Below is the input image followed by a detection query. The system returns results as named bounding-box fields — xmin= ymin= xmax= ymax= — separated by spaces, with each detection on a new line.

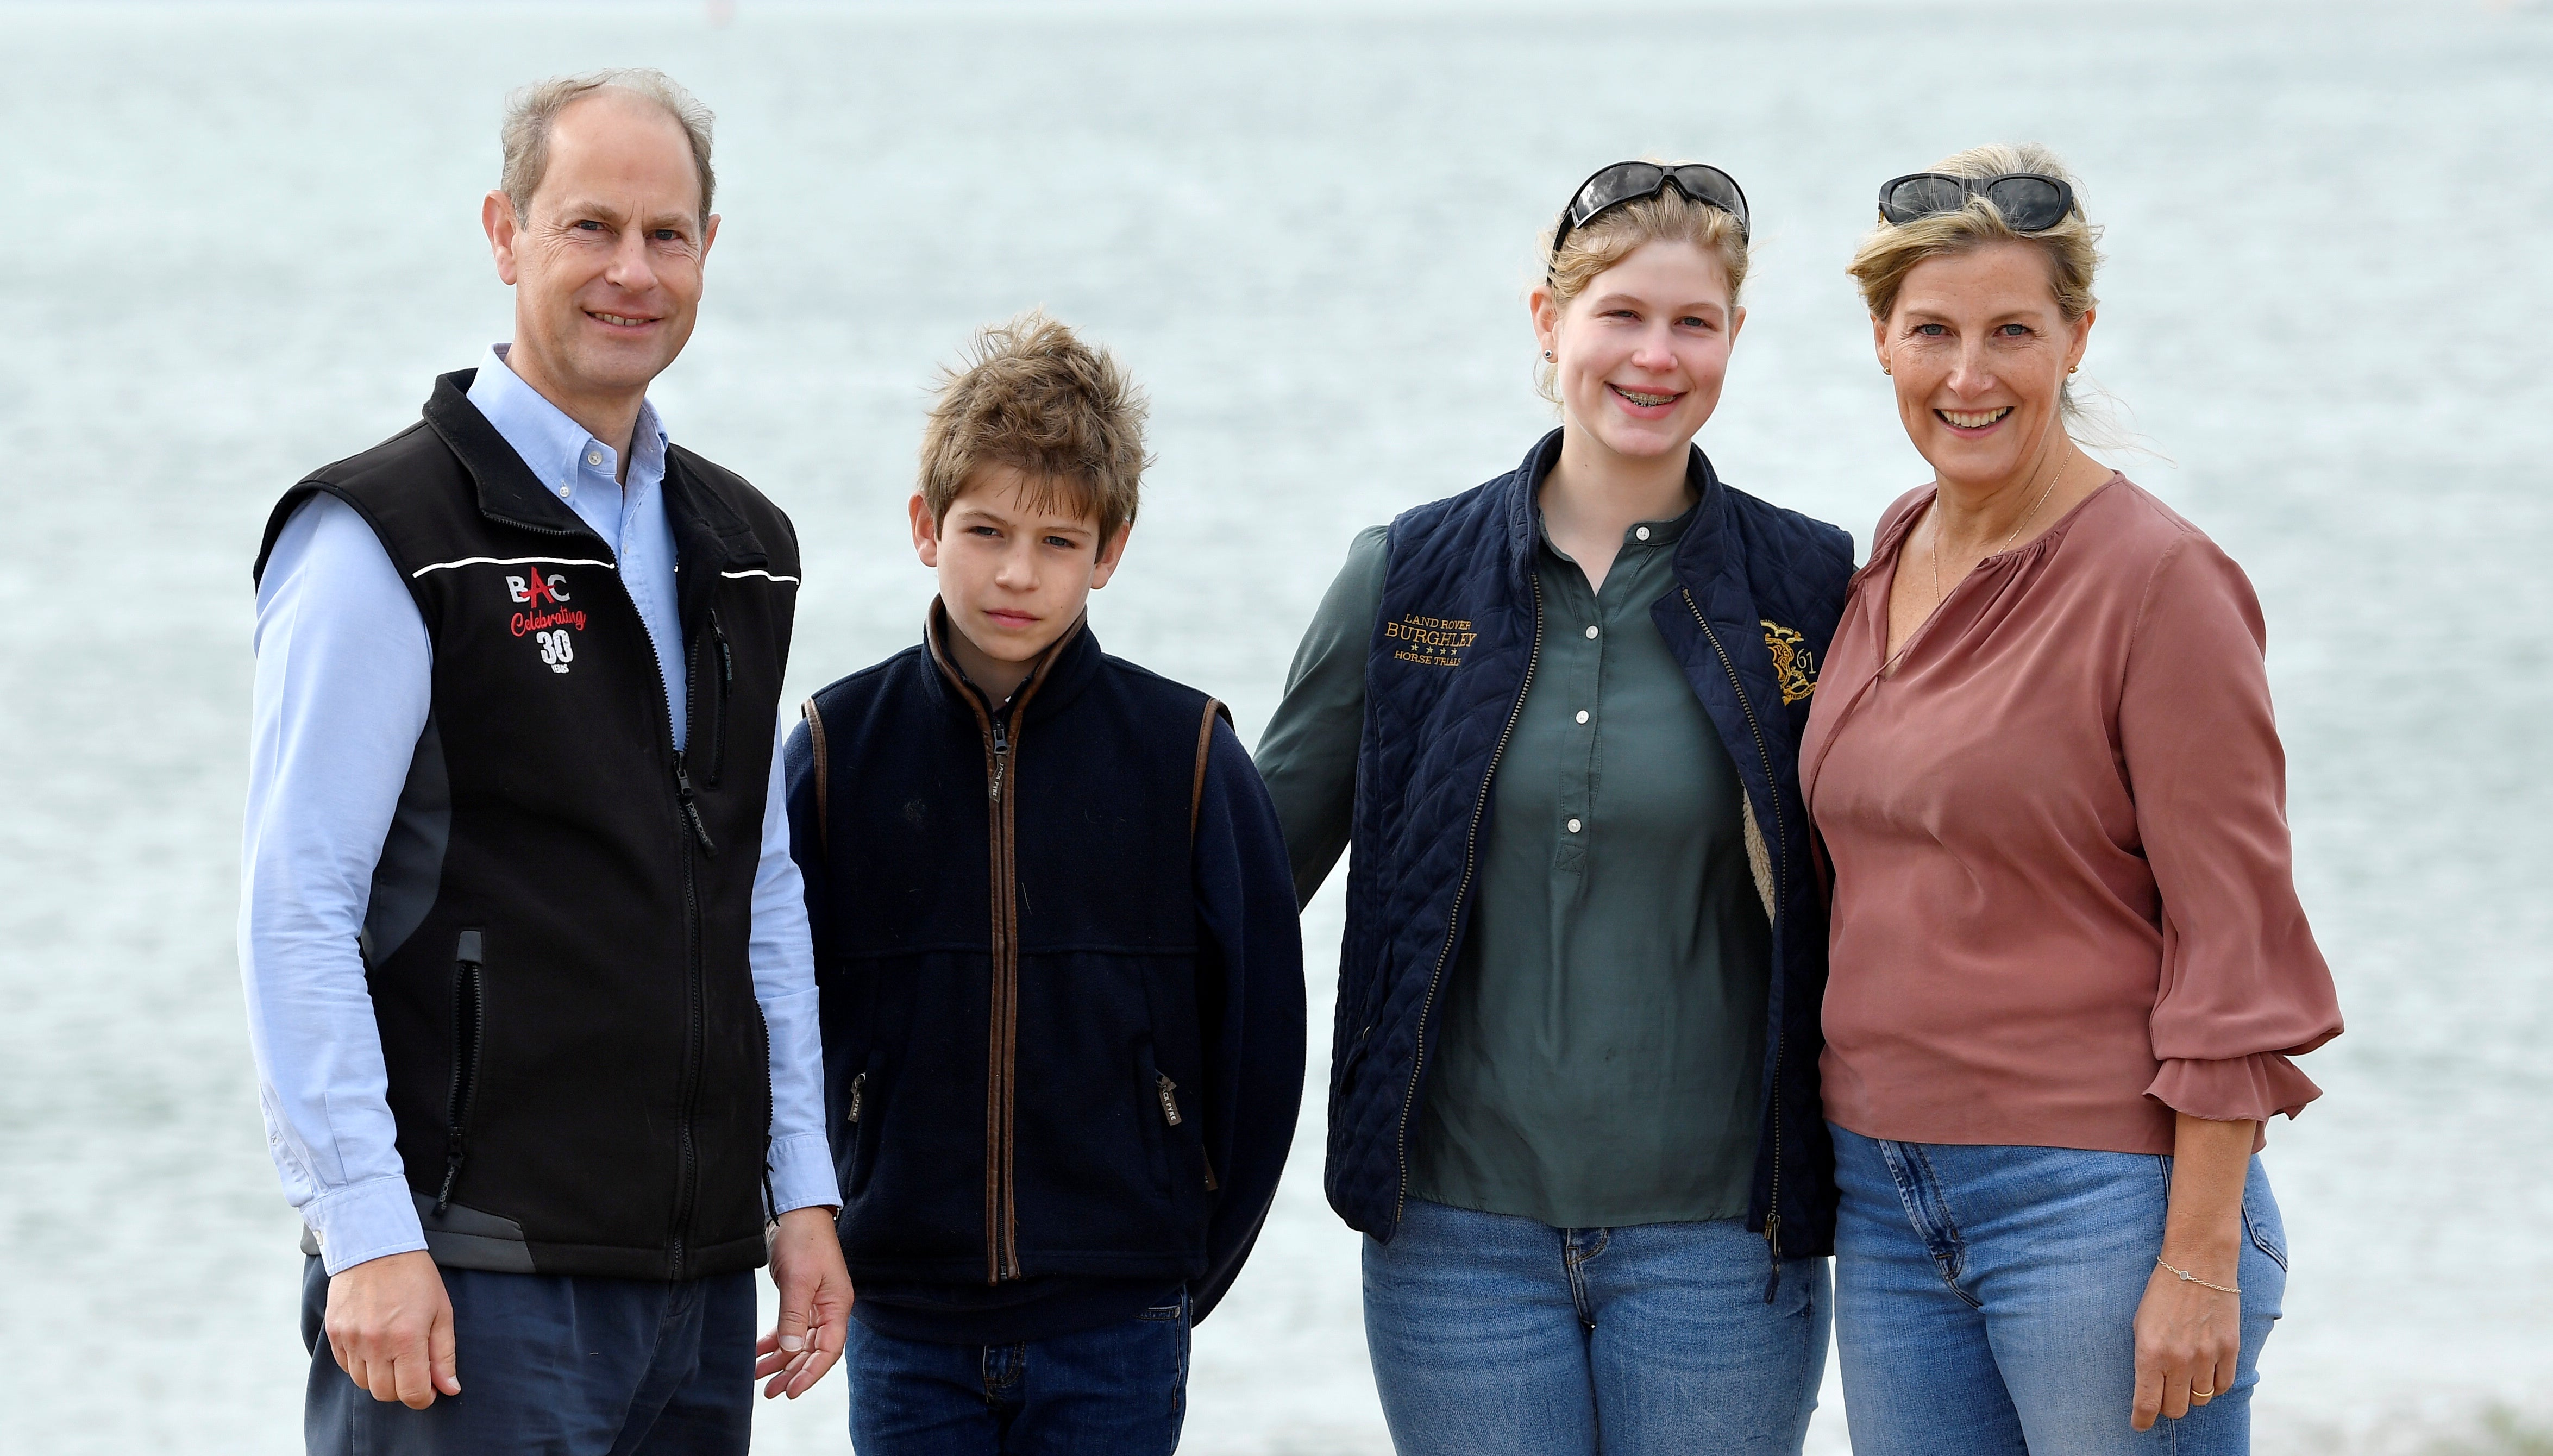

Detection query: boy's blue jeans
xmin=1360 ymin=1199 xmax=1830 ymax=1455
xmin=1830 ymin=1125 xmax=2288 ymax=1455
xmin=844 ymin=1292 xmax=1190 ymax=1455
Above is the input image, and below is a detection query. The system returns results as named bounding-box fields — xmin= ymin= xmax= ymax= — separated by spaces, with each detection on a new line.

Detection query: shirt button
xmin=1584 ymin=624 xmax=1599 ymax=639
xmin=1576 ymin=710 xmax=1590 ymax=724
xmin=586 ymin=450 xmax=603 ymax=467
xmin=1635 ymin=526 xmax=1651 ymax=541
xmin=1566 ymin=818 xmax=1583 ymax=833
xmin=556 ymin=485 xmax=572 ymax=499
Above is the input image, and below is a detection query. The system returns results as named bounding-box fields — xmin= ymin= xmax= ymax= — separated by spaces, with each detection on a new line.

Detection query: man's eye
xmin=573 ymin=220 xmax=604 ymax=232
xmin=1044 ymin=536 xmax=1078 ymax=550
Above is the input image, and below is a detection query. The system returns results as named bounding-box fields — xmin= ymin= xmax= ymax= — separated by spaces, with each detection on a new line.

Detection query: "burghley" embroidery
xmin=1387 ymin=613 xmax=1477 ymax=669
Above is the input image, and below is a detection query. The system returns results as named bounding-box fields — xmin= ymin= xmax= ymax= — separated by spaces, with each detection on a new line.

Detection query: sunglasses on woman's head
xmin=1877 ymin=172 xmax=2077 ymax=233
xmin=1551 ymin=161 xmax=1752 ymax=259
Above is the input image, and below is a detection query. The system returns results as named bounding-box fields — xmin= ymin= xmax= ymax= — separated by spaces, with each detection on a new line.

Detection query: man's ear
xmin=909 ymin=494 xmax=941 ymax=568
xmin=484 ymin=191 xmax=523 ymax=286
xmin=1087 ymin=522 xmax=1133 ymax=590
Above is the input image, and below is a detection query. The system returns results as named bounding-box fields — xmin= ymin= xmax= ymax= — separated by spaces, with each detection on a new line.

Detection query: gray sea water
xmin=2 ymin=2 xmax=2547 ymax=1451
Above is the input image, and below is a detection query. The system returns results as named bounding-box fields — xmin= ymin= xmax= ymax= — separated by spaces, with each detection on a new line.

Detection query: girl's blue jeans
xmin=1830 ymin=1124 xmax=2289 ymax=1454
xmin=1361 ymin=1198 xmax=1829 ymax=1455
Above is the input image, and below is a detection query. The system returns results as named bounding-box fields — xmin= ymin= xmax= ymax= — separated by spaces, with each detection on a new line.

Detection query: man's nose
xmin=603 ymin=229 xmax=660 ymax=292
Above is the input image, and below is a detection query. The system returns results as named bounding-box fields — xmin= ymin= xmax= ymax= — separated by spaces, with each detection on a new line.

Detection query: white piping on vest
xmin=719 ymin=569 xmax=801 ymax=584
xmin=411 ymin=555 xmax=616 ymax=579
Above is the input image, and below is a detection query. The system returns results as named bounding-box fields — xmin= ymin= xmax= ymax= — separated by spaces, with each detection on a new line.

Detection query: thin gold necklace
xmin=1929 ymin=459 xmax=2066 ymax=610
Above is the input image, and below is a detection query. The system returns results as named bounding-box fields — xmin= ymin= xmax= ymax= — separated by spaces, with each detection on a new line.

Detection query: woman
xmin=1799 ymin=143 xmax=2345 ymax=1453
xmin=1256 ymin=162 xmax=1853 ymax=1454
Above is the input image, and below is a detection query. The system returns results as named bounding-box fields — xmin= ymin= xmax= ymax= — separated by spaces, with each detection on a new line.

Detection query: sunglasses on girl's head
xmin=1551 ymin=161 xmax=1752 ymax=257
xmin=1877 ymin=172 xmax=2078 ymax=233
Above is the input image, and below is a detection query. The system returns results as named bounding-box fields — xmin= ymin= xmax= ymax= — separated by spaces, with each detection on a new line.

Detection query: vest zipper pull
xmin=1762 ymin=1214 xmax=1784 ymax=1302
xmin=990 ymin=716 xmax=1011 ymax=802
xmin=848 ymin=1072 xmax=865 ymax=1125
xmin=1156 ymin=1072 xmax=1182 ymax=1126
xmin=670 ymin=751 xmax=718 ymax=853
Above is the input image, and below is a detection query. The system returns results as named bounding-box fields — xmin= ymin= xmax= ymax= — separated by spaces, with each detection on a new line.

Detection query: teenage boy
xmin=785 ymin=312 xmax=1305 ymax=1453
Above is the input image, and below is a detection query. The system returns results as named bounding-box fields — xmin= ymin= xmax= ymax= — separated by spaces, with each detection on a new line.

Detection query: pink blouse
xmin=1801 ymin=476 xmax=2342 ymax=1154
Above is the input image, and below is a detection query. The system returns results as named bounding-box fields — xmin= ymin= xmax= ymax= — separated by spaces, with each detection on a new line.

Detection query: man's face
xmin=912 ymin=466 xmax=1128 ymax=678
xmin=485 ymin=91 xmax=716 ymax=403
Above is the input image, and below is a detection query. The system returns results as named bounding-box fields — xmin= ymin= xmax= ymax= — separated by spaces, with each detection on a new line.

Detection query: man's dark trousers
xmin=300 ymin=1257 xmax=752 ymax=1454
xmin=844 ymin=1292 xmax=1190 ymax=1455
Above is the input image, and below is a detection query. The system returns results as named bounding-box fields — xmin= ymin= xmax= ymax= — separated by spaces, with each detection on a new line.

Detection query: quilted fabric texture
xmin=1323 ymin=430 xmax=1856 ymax=1262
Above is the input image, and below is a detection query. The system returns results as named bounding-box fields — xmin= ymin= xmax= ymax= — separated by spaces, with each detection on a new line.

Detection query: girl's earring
xmin=1881 ymin=365 xmax=1892 ymax=376
xmin=1542 ymin=349 xmax=1554 ymax=361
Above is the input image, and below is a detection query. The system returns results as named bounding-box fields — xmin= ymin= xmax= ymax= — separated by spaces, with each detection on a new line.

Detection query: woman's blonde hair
xmin=1537 ymin=181 xmax=1748 ymax=405
xmin=1847 ymin=142 xmax=2106 ymax=429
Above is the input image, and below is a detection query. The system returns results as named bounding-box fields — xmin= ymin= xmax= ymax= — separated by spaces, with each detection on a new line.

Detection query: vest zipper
xmin=1682 ymin=589 xmax=1791 ymax=1299
xmin=666 ymin=593 xmax=712 ymax=1282
xmin=847 ymin=1071 xmax=865 ymax=1125
xmin=957 ymin=683 xmax=1036 ymax=1284
xmin=435 ymin=929 xmax=486 ymax=1215
xmin=1394 ymin=573 xmax=1541 ymax=1229
xmin=1155 ymin=1073 xmax=1183 ymax=1126
xmin=931 ymin=615 xmax=1068 ymax=1285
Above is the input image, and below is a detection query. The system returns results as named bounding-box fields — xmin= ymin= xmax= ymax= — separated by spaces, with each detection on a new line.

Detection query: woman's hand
xmin=2131 ymin=1254 xmax=2241 ymax=1428
xmin=2131 ymin=1113 xmax=2257 ymax=1430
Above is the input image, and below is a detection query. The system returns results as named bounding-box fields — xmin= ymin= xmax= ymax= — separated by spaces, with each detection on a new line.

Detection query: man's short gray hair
xmin=500 ymin=69 xmax=716 ymax=223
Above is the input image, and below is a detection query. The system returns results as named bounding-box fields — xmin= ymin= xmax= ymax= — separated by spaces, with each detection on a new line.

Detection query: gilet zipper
xmin=1683 ymin=589 xmax=1791 ymax=1300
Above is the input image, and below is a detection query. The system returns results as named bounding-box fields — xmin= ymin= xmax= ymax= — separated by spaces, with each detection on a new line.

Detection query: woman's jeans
xmin=1362 ymin=1199 xmax=1829 ymax=1455
xmin=1830 ymin=1126 xmax=2288 ymax=1455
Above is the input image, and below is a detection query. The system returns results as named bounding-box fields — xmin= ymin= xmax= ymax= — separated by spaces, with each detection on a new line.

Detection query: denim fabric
xmin=299 ymin=1257 xmax=752 ymax=1455
xmin=1361 ymin=1200 xmax=1828 ymax=1455
xmin=844 ymin=1291 xmax=1190 ymax=1455
xmin=1830 ymin=1126 xmax=2288 ymax=1454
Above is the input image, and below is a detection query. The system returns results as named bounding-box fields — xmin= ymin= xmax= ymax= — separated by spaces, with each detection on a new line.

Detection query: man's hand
xmin=755 ymin=1207 xmax=852 ymax=1399
xmin=323 ymin=1250 xmax=460 ymax=1409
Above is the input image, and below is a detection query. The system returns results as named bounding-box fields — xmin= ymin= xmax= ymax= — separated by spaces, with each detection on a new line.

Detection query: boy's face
xmin=912 ymin=465 xmax=1129 ymax=683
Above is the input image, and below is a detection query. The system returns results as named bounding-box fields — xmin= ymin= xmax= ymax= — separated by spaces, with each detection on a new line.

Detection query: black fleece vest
xmin=254 ymin=370 xmax=801 ymax=1281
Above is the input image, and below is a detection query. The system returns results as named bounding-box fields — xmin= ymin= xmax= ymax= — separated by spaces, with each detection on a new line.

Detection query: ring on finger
xmin=2192 ymin=1387 xmax=2216 ymax=1399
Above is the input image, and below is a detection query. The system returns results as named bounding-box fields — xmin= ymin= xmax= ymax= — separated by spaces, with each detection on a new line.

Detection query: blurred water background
xmin=2 ymin=1 xmax=2548 ymax=1451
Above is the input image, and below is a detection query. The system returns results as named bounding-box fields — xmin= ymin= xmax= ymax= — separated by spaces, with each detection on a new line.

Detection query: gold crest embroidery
xmin=1762 ymin=621 xmax=1817 ymax=705
xmin=1385 ymin=613 xmax=1477 ymax=669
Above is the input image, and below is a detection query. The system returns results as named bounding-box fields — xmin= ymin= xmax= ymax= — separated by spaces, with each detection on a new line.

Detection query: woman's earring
xmin=1881 ymin=365 xmax=1892 ymax=376
xmin=2068 ymin=364 xmax=2080 ymax=374
xmin=1542 ymin=349 xmax=1554 ymax=361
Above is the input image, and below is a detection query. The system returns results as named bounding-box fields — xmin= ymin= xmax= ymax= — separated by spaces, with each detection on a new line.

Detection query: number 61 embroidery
xmin=536 ymin=628 xmax=576 ymax=674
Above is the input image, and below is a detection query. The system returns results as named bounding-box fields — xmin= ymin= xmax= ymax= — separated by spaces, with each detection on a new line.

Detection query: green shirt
xmin=1256 ymin=507 xmax=1771 ymax=1228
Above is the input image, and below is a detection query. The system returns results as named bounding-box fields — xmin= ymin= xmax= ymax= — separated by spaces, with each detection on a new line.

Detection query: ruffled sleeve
xmin=2118 ymin=533 xmax=2344 ymax=1122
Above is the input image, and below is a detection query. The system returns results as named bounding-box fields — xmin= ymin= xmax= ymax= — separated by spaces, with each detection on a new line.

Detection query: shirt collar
xmin=465 ymin=344 xmax=669 ymax=504
xmin=1534 ymin=495 xmax=1701 ymax=564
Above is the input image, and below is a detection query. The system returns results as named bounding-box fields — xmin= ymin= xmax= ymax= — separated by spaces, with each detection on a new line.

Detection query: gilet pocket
xmin=435 ymin=930 xmax=486 ymax=1214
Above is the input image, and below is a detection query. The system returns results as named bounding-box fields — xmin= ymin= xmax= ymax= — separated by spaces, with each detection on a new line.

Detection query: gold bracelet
xmin=2156 ymin=1257 xmax=2240 ymax=1295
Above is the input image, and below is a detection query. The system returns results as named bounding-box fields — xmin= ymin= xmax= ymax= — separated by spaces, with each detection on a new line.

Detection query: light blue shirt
xmin=240 ymin=348 xmax=835 ymax=1275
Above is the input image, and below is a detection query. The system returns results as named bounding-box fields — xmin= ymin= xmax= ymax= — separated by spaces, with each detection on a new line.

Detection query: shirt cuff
xmin=766 ymin=1132 xmax=839 ymax=1217
xmin=305 ymin=1174 xmax=428 ymax=1277
xmin=2144 ymin=1052 xmax=2324 ymax=1124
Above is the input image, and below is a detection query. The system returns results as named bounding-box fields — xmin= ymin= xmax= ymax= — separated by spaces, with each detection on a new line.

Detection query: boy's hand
xmin=757 ymin=1207 xmax=852 ymax=1399
xmin=324 ymin=1250 xmax=461 ymax=1408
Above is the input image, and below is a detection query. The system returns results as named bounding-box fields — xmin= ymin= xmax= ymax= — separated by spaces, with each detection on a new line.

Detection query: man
xmin=241 ymin=70 xmax=850 ymax=1453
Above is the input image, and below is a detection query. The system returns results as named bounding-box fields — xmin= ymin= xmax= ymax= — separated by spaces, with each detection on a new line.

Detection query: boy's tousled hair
xmin=919 ymin=311 xmax=1149 ymax=542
